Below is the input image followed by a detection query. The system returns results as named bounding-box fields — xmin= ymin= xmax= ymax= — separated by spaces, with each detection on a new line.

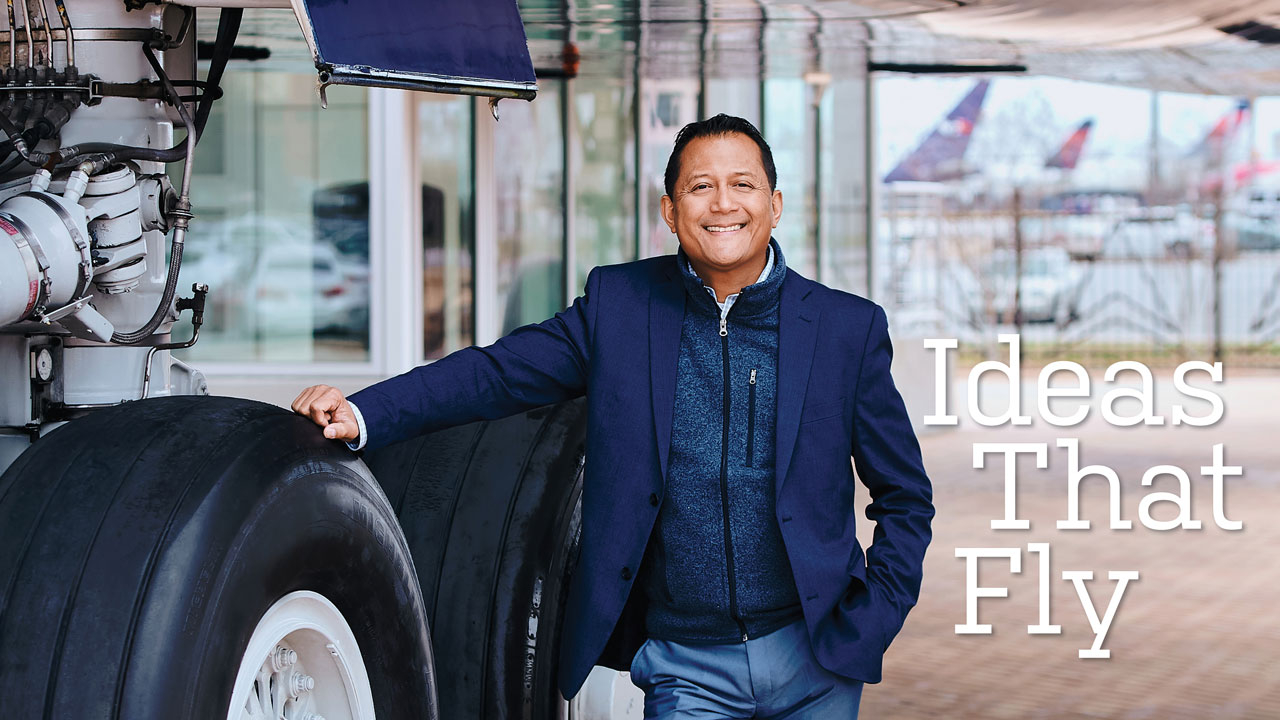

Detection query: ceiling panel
xmin=515 ymin=0 xmax=1280 ymax=94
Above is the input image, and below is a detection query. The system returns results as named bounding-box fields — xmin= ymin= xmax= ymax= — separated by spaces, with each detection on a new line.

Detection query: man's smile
xmin=705 ymin=223 xmax=746 ymax=233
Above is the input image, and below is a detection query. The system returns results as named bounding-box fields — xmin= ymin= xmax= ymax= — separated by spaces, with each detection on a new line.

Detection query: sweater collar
xmin=677 ymin=237 xmax=787 ymax=320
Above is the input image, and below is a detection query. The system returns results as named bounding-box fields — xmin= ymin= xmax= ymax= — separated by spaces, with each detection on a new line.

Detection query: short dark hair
xmin=663 ymin=114 xmax=776 ymax=198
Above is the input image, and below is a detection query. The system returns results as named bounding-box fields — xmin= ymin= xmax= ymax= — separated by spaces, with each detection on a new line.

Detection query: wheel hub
xmin=228 ymin=591 xmax=376 ymax=720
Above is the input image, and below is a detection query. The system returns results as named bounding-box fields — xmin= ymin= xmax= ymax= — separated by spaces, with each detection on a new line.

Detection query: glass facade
xmin=172 ymin=5 xmax=1280 ymax=384
xmin=419 ymin=96 xmax=475 ymax=359
xmin=178 ymin=70 xmax=371 ymax=365
xmin=494 ymin=81 xmax=567 ymax=335
xmin=639 ymin=78 xmax=702 ymax=260
xmin=821 ymin=74 xmax=871 ymax=298
xmin=765 ymin=76 xmax=817 ymax=277
xmin=573 ymin=77 xmax=638 ymax=293
xmin=180 ymin=7 xmax=876 ymax=381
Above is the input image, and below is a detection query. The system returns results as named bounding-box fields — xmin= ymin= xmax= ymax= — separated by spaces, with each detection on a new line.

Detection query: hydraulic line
xmin=48 ymin=8 xmax=240 ymax=168
xmin=27 ymin=68 xmax=47 ymax=131
xmin=29 ymin=0 xmax=50 ymax=66
xmin=6 ymin=0 xmax=33 ymax=167
xmin=142 ymin=42 xmax=193 ymax=224
xmin=192 ymin=8 xmax=239 ymax=137
xmin=0 ymin=149 xmax=23 ymax=174
xmin=0 ymin=84 xmax=78 ymax=172
xmin=16 ymin=0 xmax=31 ymax=69
xmin=109 ymin=41 xmax=195 ymax=345
xmin=0 ymin=9 xmax=239 ymax=342
xmin=10 ymin=82 xmax=31 ymax=131
xmin=0 ymin=107 xmax=29 ymax=151
xmin=50 ymin=0 xmax=69 ymax=67
xmin=6 ymin=1 xmax=15 ymax=68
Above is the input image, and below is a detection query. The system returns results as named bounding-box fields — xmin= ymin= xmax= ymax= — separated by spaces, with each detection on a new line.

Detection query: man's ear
xmin=660 ymin=195 xmax=677 ymax=234
xmin=771 ymin=189 xmax=783 ymax=228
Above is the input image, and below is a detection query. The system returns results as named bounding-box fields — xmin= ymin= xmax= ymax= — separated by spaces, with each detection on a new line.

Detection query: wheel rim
xmin=227 ymin=591 xmax=376 ymax=720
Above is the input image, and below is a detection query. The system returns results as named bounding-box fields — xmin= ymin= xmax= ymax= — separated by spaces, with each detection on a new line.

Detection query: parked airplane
xmin=1190 ymin=99 xmax=1280 ymax=194
xmin=1188 ymin=98 xmax=1250 ymax=161
xmin=883 ymin=79 xmax=990 ymax=183
xmin=1045 ymin=119 xmax=1094 ymax=169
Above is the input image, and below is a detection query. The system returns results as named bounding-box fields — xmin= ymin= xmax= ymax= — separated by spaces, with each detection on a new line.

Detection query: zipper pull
xmin=749 ymin=369 xmax=756 ymax=384
xmin=719 ymin=316 xmax=728 ymax=337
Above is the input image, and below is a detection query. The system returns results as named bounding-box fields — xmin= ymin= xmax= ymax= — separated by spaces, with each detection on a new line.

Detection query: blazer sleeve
xmin=850 ymin=304 xmax=935 ymax=643
xmin=348 ymin=267 xmax=601 ymax=451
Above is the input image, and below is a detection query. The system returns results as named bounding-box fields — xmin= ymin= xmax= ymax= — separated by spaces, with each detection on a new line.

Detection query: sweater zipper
xmin=718 ymin=313 xmax=749 ymax=643
xmin=746 ymin=369 xmax=756 ymax=468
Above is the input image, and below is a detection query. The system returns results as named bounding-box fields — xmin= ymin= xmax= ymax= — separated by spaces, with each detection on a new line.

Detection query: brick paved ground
xmin=858 ymin=372 xmax=1280 ymax=719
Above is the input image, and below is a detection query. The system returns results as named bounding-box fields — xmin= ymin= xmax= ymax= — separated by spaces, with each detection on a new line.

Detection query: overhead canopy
xmin=514 ymin=0 xmax=1280 ymax=97
xmin=289 ymin=0 xmax=537 ymax=100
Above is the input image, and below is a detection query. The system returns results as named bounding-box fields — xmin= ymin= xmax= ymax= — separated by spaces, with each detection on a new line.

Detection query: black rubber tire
xmin=0 ymin=395 xmax=437 ymax=719
xmin=364 ymin=397 xmax=587 ymax=720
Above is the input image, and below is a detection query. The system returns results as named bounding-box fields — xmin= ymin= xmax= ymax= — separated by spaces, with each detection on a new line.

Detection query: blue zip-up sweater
xmin=641 ymin=238 xmax=803 ymax=643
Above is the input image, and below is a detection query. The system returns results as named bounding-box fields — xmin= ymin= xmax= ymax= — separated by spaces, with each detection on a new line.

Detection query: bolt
xmin=289 ymin=671 xmax=315 ymax=698
xmin=270 ymin=646 xmax=297 ymax=673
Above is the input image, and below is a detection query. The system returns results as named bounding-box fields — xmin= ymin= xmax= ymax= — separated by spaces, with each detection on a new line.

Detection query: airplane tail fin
xmin=1045 ymin=119 xmax=1094 ymax=170
xmin=884 ymin=79 xmax=990 ymax=183
xmin=1187 ymin=98 xmax=1250 ymax=160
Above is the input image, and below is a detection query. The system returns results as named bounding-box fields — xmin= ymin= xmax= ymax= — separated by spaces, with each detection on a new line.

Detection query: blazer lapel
xmin=650 ymin=262 xmax=685 ymax=484
xmin=775 ymin=271 xmax=818 ymax=499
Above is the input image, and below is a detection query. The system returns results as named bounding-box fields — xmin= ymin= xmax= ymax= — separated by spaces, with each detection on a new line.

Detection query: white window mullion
xmin=369 ymin=88 xmax=421 ymax=376
xmin=563 ymin=78 xmax=577 ymax=304
xmin=474 ymin=96 xmax=499 ymax=346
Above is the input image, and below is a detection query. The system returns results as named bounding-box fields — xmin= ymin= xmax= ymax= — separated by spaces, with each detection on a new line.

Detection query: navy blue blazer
xmin=350 ymin=254 xmax=934 ymax=700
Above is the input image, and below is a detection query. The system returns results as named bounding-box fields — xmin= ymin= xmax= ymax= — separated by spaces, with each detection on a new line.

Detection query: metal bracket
xmin=39 ymin=295 xmax=90 ymax=324
xmin=140 ymin=283 xmax=206 ymax=399
xmin=0 ymin=76 xmax=101 ymax=104
xmin=91 ymin=79 xmax=161 ymax=102
xmin=147 ymin=5 xmax=193 ymax=50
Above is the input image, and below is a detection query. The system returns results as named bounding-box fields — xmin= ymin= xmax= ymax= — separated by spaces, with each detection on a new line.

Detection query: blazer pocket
xmin=800 ymin=397 xmax=845 ymax=424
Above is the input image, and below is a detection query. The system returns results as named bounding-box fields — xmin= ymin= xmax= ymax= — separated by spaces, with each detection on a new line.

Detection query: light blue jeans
xmin=628 ymin=618 xmax=864 ymax=719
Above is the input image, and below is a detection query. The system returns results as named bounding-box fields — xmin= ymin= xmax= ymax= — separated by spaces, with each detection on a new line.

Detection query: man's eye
xmin=735 ymin=182 xmax=754 ymax=189
xmin=692 ymin=184 xmax=711 ymax=191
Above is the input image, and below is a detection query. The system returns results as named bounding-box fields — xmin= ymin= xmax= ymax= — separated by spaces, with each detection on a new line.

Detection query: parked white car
xmin=983 ymin=246 xmax=1081 ymax=324
xmin=1101 ymin=208 xmax=1214 ymax=259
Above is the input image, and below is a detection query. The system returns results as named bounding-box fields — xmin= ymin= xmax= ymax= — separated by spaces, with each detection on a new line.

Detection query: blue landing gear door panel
xmin=289 ymin=0 xmax=537 ymax=101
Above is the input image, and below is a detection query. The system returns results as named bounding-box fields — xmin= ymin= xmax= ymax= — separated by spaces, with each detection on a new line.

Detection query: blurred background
xmin=175 ymin=1 xmax=1280 ymax=375
xmin=175 ymin=2 xmax=1280 ymax=716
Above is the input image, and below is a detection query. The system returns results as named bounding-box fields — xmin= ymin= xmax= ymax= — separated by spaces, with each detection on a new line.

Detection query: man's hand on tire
xmin=292 ymin=385 xmax=360 ymax=441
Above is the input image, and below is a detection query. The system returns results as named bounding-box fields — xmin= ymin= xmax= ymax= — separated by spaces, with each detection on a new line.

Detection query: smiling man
xmin=662 ymin=128 xmax=782 ymax=303
xmin=293 ymin=114 xmax=934 ymax=718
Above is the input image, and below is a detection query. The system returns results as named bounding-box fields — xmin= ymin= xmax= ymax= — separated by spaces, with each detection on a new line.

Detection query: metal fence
xmin=881 ymin=189 xmax=1280 ymax=369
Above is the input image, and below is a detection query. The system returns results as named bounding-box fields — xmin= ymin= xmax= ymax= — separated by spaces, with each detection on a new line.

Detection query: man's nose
xmin=709 ymin=184 xmax=739 ymax=213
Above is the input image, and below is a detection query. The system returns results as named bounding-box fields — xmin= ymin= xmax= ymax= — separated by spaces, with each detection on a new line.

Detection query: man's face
xmin=661 ymin=132 xmax=782 ymax=279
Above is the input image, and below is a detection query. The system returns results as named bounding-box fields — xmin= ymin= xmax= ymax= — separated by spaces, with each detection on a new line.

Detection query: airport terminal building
xmin=186 ymin=4 xmax=1280 ymax=405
